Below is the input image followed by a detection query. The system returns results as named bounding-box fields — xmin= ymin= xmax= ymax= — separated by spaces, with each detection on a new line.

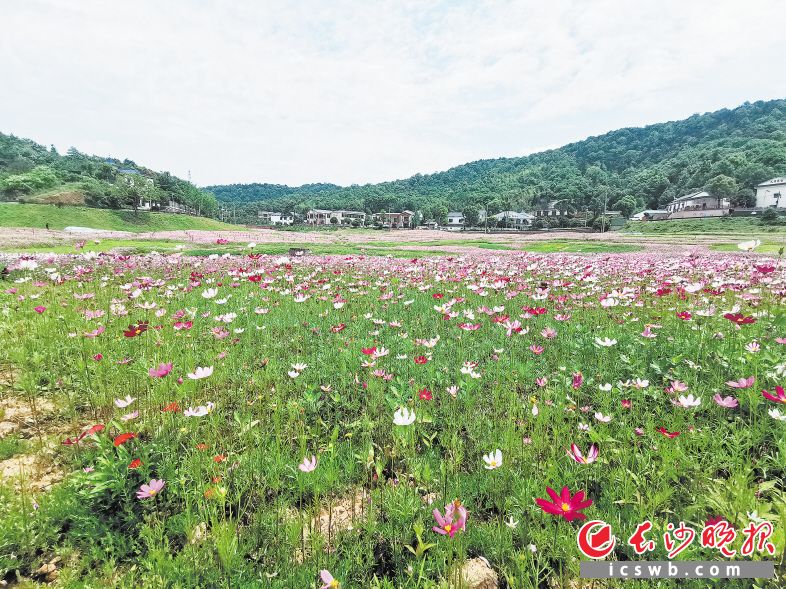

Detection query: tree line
xmin=0 ymin=135 xmax=218 ymax=217
xmin=207 ymin=99 xmax=786 ymax=223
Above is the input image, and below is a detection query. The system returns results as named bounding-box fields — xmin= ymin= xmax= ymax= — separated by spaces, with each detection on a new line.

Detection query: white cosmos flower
xmin=187 ymin=366 xmax=214 ymax=380
xmin=594 ymin=337 xmax=617 ymax=347
xmin=737 ymin=239 xmax=761 ymax=251
xmin=202 ymin=288 xmax=218 ymax=299
xmin=483 ymin=449 xmax=503 ymax=470
xmin=184 ymin=402 xmax=215 ymax=417
xmin=505 ymin=516 xmax=519 ymax=529
xmin=676 ymin=394 xmax=701 ymax=408
xmin=288 ymin=370 xmax=300 ymax=378
xmin=594 ymin=412 xmax=612 ymax=423
xmin=291 ymin=363 xmax=308 ymax=372
xmin=769 ymin=408 xmax=786 ymax=421
xmin=599 ymin=383 xmax=612 ymax=392
xmin=393 ymin=407 xmax=416 ymax=426
xmin=114 ymin=395 xmax=136 ymax=408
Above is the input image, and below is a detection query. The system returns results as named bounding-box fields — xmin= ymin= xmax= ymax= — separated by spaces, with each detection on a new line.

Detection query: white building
xmin=755 ymin=178 xmax=786 ymax=209
xmin=492 ymin=211 xmax=534 ymax=228
xmin=257 ymin=211 xmax=294 ymax=225
xmin=306 ymin=209 xmax=366 ymax=225
xmin=447 ymin=211 xmax=464 ymax=227
xmin=665 ymin=191 xmax=728 ymax=213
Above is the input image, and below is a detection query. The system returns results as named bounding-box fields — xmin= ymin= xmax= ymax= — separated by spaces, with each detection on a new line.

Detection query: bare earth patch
xmin=0 ymin=396 xmax=65 ymax=492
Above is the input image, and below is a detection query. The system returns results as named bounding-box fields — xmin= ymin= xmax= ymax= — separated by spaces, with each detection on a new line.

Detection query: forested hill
xmin=0 ymin=134 xmax=218 ymax=216
xmin=207 ymin=99 xmax=786 ymax=220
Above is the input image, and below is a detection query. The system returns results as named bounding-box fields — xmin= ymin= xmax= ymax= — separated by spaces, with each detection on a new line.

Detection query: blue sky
xmin=2 ymin=0 xmax=786 ymax=186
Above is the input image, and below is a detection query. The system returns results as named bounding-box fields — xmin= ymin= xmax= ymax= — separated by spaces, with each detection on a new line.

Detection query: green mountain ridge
xmin=0 ymin=134 xmax=219 ymax=217
xmin=207 ymin=98 xmax=786 ymax=221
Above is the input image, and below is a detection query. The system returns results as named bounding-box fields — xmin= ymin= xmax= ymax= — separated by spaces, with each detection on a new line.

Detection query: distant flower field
xmin=1 ymin=250 xmax=785 ymax=587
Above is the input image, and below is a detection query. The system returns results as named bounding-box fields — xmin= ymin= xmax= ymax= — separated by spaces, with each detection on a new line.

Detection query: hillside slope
xmin=0 ymin=203 xmax=240 ymax=232
xmin=207 ymin=98 xmax=786 ymax=220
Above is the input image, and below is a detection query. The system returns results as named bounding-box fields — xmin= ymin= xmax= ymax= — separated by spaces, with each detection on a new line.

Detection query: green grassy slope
xmin=0 ymin=203 xmax=242 ymax=232
xmin=621 ymin=217 xmax=786 ymax=235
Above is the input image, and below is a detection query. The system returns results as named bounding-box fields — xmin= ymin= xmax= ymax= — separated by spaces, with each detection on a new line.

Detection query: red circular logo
xmin=577 ymin=520 xmax=616 ymax=559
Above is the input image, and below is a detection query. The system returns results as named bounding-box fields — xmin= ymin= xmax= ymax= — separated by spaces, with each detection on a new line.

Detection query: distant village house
xmin=306 ymin=209 xmax=366 ymax=225
xmin=257 ymin=211 xmax=294 ymax=225
xmin=755 ymin=178 xmax=785 ymax=209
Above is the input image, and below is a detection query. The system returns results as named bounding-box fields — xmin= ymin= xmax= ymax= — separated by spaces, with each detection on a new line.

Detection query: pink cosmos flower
xmin=298 ymin=455 xmax=317 ymax=472
xmin=726 ymin=376 xmax=755 ymax=389
xmin=567 ymin=443 xmax=598 ymax=464
xmin=775 ymin=337 xmax=786 ymax=345
xmin=432 ymin=500 xmax=467 ymax=538
xmin=319 ymin=570 xmax=340 ymax=589
xmin=34 ymin=306 xmax=46 ymax=314
xmin=572 ymin=372 xmax=583 ymax=390
xmin=529 ymin=344 xmax=544 ymax=355
xmin=136 ymin=479 xmax=165 ymax=499
xmin=148 ymin=363 xmax=173 ymax=378
xmin=535 ymin=377 xmax=547 ymax=387
xmin=121 ymin=410 xmax=139 ymax=421
xmin=713 ymin=394 xmax=739 ymax=408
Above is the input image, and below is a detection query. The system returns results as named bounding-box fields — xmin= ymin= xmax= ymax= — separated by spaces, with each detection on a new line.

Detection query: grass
xmin=0 ymin=203 xmax=242 ymax=232
xmin=0 ymin=252 xmax=783 ymax=587
xmin=0 ymin=436 xmax=27 ymax=461
xmin=518 ymin=240 xmax=641 ymax=253
xmin=622 ymin=217 xmax=786 ymax=235
xmin=1 ymin=239 xmax=447 ymax=258
xmin=710 ymin=242 xmax=786 ymax=254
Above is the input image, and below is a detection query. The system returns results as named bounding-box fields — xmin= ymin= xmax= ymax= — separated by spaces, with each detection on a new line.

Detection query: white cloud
xmin=2 ymin=0 xmax=785 ymax=186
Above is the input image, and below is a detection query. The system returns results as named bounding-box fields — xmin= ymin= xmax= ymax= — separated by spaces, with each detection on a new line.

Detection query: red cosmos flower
xmin=621 ymin=399 xmax=632 ymax=409
xmin=657 ymin=427 xmax=680 ymax=438
xmin=248 ymin=275 xmax=263 ymax=283
xmin=655 ymin=287 xmax=672 ymax=296
xmin=676 ymin=311 xmax=692 ymax=321
xmin=161 ymin=402 xmax=180 ymax=412
xmin=213 ymin=454 xmax=226 ymax=463
xmin=762 ymin=386 xmax=786 ymax=404
xmin=196 ymin=443 xmax=208 ymax=451
xmin=128 ymin=458 xmax=143 ymax=469
xmin=535 ymin=486 xmax=593 ymax=522
xmin=361 ymin=347 xmax=377 ymax=356
xmin=114 ymin=432 xmax=137 ymax=447
xmin=123 ymin=321 xmax=149 ymax=338
xmin=418 ymin=388 xmax=433 ymax=401
xmin=723 ymin=312 xmax=756 ymax=325
xmin=432 ymin=293 xmax=444 ymax=299
xmin=62 ymin=423 xmax=105 ymax=445
xmin=414 ymin=355 xmax=428 ymax=365
xmin=331 ymin=323 xmax=347 ymax=333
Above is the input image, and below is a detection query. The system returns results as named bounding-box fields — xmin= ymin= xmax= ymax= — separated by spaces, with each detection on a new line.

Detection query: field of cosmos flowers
xmin=1 ymin=246 xmax=785 ymax=588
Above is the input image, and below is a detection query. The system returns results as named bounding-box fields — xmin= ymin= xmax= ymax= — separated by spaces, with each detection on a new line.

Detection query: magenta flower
xmin=572 ymin=372 xmax=583 ymax=389
xmin=136 ymin=479 xmax=165 ymax=500
xmin=432 ymin=499 xmax=467 ymax=538
xmin=34 ymin=306 xmax=46 ymax=314
xmin=726 ymin=376 xmax=755 ymax=389
xmin=762 ymin=386 xmax=786 ymax=404
xmin=713 ymin=394 xmax=738 ymax=408
xmin=148 ymin=363 xmax=173 ymax=378
xmin=567 ymin=443 xmax=598 ymax=464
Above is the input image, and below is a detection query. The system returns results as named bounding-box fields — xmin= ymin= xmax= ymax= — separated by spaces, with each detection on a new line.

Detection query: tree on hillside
xmin=463 ymin=205 xmax=480 ymax=228
xmin=704 ymin=174 xmax=739 ymax=208
xmin=611 ymin=195 xmax=637 ymax=218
